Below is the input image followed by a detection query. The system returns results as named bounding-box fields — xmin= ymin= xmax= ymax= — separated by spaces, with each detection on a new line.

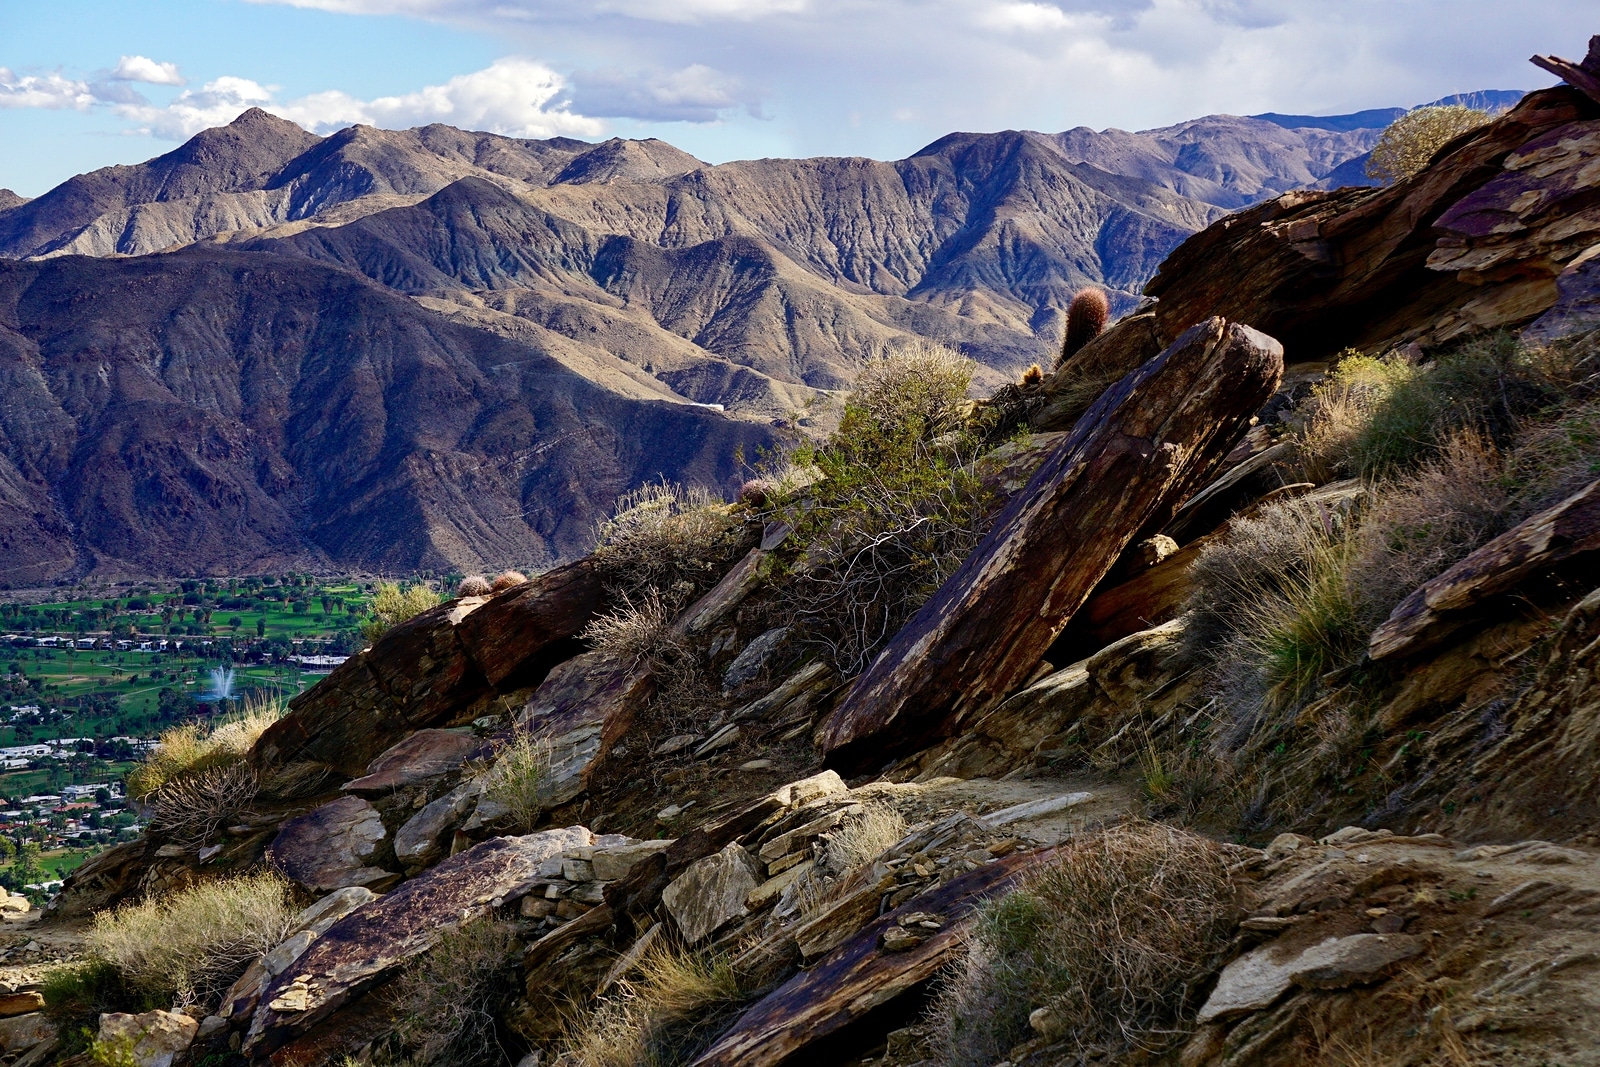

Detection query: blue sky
xmin=1 ymin=0 xmax=1592 ymax=197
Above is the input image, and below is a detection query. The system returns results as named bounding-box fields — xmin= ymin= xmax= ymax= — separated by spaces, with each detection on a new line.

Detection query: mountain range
xmin=0 ymin=94 xmax=1519 ymax=584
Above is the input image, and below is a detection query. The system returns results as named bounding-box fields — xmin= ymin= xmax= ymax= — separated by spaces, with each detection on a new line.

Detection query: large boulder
xmin=818 ymin=317 xmax=1282 ymax=769
xmin=96 ymin=1010 xmax=198 ymax=1067
xmin=661 ymin=843 xmax=763 ymax=944
xmin=516 ymin=649 xmax=655 ymax=809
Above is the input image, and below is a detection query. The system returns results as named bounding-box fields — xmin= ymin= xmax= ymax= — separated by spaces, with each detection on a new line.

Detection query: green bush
xmin=778 ymin=340 xmax=997 ymax=675
xmin=480 ymin=726 xmax=551 ymax=834
xmin=362 ymin=582 xmax=441 ymax=643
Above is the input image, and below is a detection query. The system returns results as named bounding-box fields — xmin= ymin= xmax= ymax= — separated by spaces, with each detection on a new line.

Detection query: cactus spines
xmin=1059 ymin=288 xmax=1110 ymax=365
xmin=457 ymin=574 xmax=493 ymax=597
xmin=1020 ymin=363 xmax=1044 ymax=386
xmin=490 ymin=569 xmax=529 ymax=593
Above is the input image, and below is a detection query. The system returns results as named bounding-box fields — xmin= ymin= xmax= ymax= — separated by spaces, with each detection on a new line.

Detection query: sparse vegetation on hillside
xmin=776 ymin=340 xmax=997 ymax=675
xmin=593 ymin=482 xmax=744 ymax=611
xmin=481 ymin=725 xmax=552 ymax=834
xmin=558 ymin=942 xmax=748 ymax=1067
xmin=933 ymin=822 xmax=1235 ymax=1064
xmin=83 ymin=871 xmax=297 ymax=1009
xmin=387 ymin=918 xmax=522 ymax=1067
xmin=1366 ymin=104 xmax=1492 ymax=184
xmin=126 ymin=693 xmax=283 ymax=800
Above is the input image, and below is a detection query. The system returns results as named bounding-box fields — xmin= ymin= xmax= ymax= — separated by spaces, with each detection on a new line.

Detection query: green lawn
xmin=40 ymin=849 xmax=91 ymax=880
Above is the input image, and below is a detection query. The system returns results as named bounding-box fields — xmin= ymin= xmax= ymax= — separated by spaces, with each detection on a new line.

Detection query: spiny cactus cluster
xmin=458 ymin=570 xmax=528 ymax=598
xmin=1059 ymin=287 xmax=1110 ymax=366
xmin=1020 ymin=363 xmax=1044 ymax=386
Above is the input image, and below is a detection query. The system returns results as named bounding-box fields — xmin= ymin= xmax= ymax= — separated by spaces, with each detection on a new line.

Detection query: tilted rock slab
xmin=1370 ymin=478 xmax=1600 ymax=661
xmin=691 ymin=849 xmax=1041 ymax=1067
xmin=267 ymin=795 xmax=396 ymax=895
xmin=818 ymin=317 xmax=1282 ymax=768
xmin=244 ymin=827 xmax=592 ymax=1059
xmin=515 ymin=648 xmax=655 ymax=809
xmin=252 ymin=559 xmax=607 ymax=796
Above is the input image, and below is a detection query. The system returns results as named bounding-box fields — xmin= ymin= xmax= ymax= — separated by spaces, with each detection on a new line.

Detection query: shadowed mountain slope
xmin=0 ymin=248 xmax=769 ymax=584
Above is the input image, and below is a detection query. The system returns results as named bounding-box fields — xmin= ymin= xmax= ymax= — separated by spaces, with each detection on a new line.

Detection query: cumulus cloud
xmin=106 ymin=58 xmax=602 ymax=140
xmin=0 ymin=69 xmax=96 ymax=111
xmin=110 ymin=56 xmax=185 ymax=86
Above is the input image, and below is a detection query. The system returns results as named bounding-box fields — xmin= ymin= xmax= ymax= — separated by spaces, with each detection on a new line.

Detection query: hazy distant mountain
xmin=0 ymin=98 xmax=1469 ymax=582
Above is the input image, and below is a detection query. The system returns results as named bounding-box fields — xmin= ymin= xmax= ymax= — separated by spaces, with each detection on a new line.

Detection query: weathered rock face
xmin=1141 ymin=86 xmax=1598 ymax=361
xmin=661 ymin=843 xmax=763 ymax=944
xmin=96 ymin=1010 xmax=199 ymax=1067
xmin=515 ymin=648 xmax=656 ymax=809
xmin=245 ymin=827 xmax=593 ymax=1058
xmin=692 ymin=850 xmax=1038 ymax=1067
xmin=267 ymin=795 xmax=396 ymax=895
xmin=253 ymin=559 xmax=608 ymax=797
xmin=819 ymin=317 xmax=1283 ymax=768
xmin=341 ymin=728 xmax=488 ymax=797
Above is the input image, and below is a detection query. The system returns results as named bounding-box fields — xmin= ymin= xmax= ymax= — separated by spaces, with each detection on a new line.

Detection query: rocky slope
xmin=18 ymin=39 xmax=1600 ymax=1063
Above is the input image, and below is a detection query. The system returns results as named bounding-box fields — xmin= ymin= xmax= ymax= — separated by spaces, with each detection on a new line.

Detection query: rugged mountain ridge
xmin=0 ymin=100 xmax=1446 ymax=582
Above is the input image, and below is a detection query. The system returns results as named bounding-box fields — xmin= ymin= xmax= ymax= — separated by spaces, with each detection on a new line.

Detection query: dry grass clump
xmin=126 ymin=695 xmax=283 ymax=800
xmin=363 ymin=581 xmax=441 ymax=642
xmin=150 ymin=762 xmax=259 ymax=850
xmin=481 ymin=726 xmax=551 ymax=834
xmin=932 ymin=822 xmax=1235 ymax=1065
xmin=457 ymin=574 xmax=494 ymax=597
xmin=86 ymin=871 xmax=296 ymax=1009
xmin=594 ymin=482 xmax=743 ymax=609
xmin=821 ymin=802 xmax=907 ymax=873
xmin=1366 ymin=105 xmax=1491 ymax=184
xmin=557 ymin=942 xmax=745 ymax=1067
xmin=388 ymin=918 xmax=521 ymax=1067
xmin=779 ymin=340 xmax=995 ymax=676
xmin=580 ymin=590 xmax=693 ymax=677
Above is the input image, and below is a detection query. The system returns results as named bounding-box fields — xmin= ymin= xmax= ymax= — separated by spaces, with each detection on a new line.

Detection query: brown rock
xmin=1370 ymin=479 xmax=1600 ymax=661
xmin=246 ymin=827 xmax=592 ymax=1058
xmin=516 ymin=649 xmax=655 ymax=808
xmin=266 ymin=795 xmax=395 ymax=895
xmin=0 ymin=992 xmax=42 ymax=1017
xmin=662 ymin=843 xmax=762 ymax=944
xmin=818 ymin=318 xmax=1282 ymax=768
xmin=341 ymin=728 xmax=489 ymax=796
xmin=690 ymin=850 xmax=1039 ymax=1067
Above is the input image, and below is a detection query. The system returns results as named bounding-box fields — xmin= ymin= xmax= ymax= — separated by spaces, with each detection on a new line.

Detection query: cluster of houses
xmin=0 ymin=731 xmax=157 ymax=769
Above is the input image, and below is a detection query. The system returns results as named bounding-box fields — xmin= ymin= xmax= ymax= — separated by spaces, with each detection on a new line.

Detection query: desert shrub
xmin=558 ymin=943 xmax=745 ymax=1067
xmin=363 ymin=582 xmax=441 ymax=642
xmin=150 ymin=761 xmax=259 ymax=850
xmin=1508 ymin=392 xmax=1600 ymax=513
xmin=779 ymin=340 xmax=995 ymax=675
xmin=481 ymin=726 xmax=551 ymax=833
xmin=821 ymin=802 xmax=907 ymax=874
xmin=42 ymin=960 xmax=136 ymax=1055
xmin=1059 ymin=287 xmax=1110 ymax=364
xmin=457 ymin=574 xmax=494 ymax=597
xmin=580 ymin=591 xmax=692 ymax=675
xmin=126 ymin=695 xmax=283 ymax=800
xmin=1366 ymin=105 xmax=1491 ymax=184
xmin=86 ymin=871 xmax=296 ymax=1009
xmin=932 ymin=822 xmax=1235 ymax=1065
xmin=1297 ymin=335 xmax=1565 ymax=482
xmin=389 ymin=918 xmax=521 ymax=1067
xmin=593 ymin=482 xmax=743 ymax=609
xmin=1345 ymin=433 xmax=1513 ymax=620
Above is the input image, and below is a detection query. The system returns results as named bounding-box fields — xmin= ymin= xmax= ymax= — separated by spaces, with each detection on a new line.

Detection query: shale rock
xmin=96 ymin=1010 xmax=198 ymax=1067
xmin=267 ymin=795 xmax=395 ymax=894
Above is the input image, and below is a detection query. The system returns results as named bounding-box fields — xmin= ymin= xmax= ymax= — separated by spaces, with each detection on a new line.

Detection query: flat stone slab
xmin=246 ymin=826 xmax=593 ymax=1058
xmin=1198 ymin=933 xmax=1426 ymax=1023
xmin=267 ymin=796 xmax=395 ymax=895
xmin=394 ymin=778 xmax=483 ymax=868
xmin=518 ymin=650 xmax=654 ymax=808
xmin=663 ymin=842 xmax=762 ymax=944
xmin=342 ymin=729 xmax=489 ymax=796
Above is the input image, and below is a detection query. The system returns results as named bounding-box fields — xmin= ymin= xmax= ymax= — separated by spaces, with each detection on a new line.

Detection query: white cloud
xmin=0 ymin=69 xmax=96 ymax=111
xmin=110 ymin=56 xmax=185 ymax=86
xmin=108 ymin=58 xmax=602 ymax=141
xmin=116 ymin=76 xmax=275 ymax=139
xmin=273 ymin=58 xmax=604 ymax=137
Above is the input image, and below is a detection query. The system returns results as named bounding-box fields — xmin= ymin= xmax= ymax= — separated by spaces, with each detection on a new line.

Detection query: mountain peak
xmin=0 ymin=189 xmax=26 ymax=212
